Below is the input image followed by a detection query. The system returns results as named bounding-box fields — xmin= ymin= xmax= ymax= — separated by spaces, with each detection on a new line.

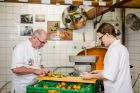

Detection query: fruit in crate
xmin=55 ymin=84 xmax=61 ymax=88
xmin=67 ymin=85 xmax=72 ymax=89
xmin=76 ymin=85 xmax=81 ymax=90
xmin=61 ymin=82 xmax=66 ymax=86
xmin=72 ymin=85 xmax=77 ymax=90
xmin=48 ymin=90 xmax=60 ymax=93
xmin=54 ymin=82 xmax=81 ymax=90
xmin=72 ymin=84 xmax=81 ymax=90
xmin=43 ymin=85 xmax=48 ymax=88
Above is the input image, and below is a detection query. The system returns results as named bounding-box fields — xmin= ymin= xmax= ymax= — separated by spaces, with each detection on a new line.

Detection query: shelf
xmin=0 ymin=0 xmax=113 ymax=7
xmin=1 ymin=0 xmax=140 ymax=8
xmin=121 ymin=0 xmax=140 ymax=8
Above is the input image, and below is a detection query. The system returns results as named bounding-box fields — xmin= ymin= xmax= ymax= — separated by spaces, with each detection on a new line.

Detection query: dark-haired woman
xmin=81 ymin=23 xmax=133 ymax=93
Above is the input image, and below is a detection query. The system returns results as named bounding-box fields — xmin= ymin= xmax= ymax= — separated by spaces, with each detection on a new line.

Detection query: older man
xmin=11 ymin=29 xmax=49 ymax=93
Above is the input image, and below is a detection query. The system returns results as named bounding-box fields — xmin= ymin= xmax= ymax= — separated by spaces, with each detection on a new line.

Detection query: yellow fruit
xmin=48 ymin=72 xmax=52 ymax=77
xmin=43 ymin=85 xmax=48 ymax=88
xmin=61 ymin=82 xmax=66 ymax=86
xmin=48 ymin=90 xmax=57 ymax=93
xmin=61 ymin=86 xmax=66 ymax=89
xmin=67 ymin=86 xmax=72 ymax=89
xmin=73 ymin=85 xmax=77 ymax=89
xmin=76 ymin=85 xmax=81 ymax=90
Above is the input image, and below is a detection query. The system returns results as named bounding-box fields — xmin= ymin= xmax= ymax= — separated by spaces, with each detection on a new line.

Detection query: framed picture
xmin=35 ymin=14 xmax=45 ymax=22
xmin=125 ymin=13 xmax=140 ymax=31
xmin=21 ymin=14 xmax=33 ymax=24
xmin=20 ymin=26 xmax=33 ymax=36
xmin=47 ymin=21 xmax=73 ymax=40
xmin=48 ymin=28 xmax=73 ymax=40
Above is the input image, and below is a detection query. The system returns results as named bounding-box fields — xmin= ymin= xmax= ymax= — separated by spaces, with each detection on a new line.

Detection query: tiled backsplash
xmin=0 ymin=2 xmax=118 ymax=93
xmin=125 ymin=9 xmax=140 ymax=93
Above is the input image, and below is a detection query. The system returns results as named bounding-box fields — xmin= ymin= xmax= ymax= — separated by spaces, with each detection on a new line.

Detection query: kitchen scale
xmin=69 ymin=55 xmax=98 ymax=76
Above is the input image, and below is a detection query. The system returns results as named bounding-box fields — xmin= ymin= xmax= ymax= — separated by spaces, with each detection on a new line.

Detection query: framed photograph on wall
xmin=20 ymin=26 xmax=33 ymax=36
xmin=47 ymin=21 xmax=60 ymax=40
xmin=35 ymin=14 xmax=45 ymax=22
xmin=47 ymin=21 xmax=73 ymax=40
xmin=125 ymin=13 xmax=140 ymax=31
xmin=21 ymin=14 xmax=33 ymax=24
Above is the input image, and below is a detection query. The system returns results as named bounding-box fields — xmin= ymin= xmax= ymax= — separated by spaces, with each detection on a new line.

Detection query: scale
xmin=69 ymin=55 xmax=98 ymax=76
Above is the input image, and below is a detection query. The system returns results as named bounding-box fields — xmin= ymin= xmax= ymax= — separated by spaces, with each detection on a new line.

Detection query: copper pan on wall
xmin=62 ymin=5 xmax=87 ymax=30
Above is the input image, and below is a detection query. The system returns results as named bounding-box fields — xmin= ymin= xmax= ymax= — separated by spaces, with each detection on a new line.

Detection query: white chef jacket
xmin=11 ymin=40 xmax=41 ymax=93
xmin=102 ymin=40 xmax=133 ymax=93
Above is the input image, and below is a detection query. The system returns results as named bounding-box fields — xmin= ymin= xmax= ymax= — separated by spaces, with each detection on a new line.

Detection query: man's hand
xmin=33 ymin=69 xmax=50 ymax=76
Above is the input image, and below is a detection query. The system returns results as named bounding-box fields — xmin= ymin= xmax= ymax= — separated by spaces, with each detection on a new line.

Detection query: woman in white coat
xmin=81 ymin=23 xmax=133 ymax=93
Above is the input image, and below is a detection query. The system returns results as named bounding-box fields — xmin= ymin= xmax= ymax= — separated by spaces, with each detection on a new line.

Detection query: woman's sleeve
xmin=102 ymin=48 xmax=120 ymax=81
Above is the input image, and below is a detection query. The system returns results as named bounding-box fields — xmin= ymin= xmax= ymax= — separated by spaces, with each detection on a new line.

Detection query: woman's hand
xmin=90 ymin=70 xmax=102 ymax=74
xmin=80 ymin=72 xmax=94 ymax=79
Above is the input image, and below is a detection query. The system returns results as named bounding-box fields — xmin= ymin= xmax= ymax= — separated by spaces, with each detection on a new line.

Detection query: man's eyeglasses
xmin=99 ymin=34 xmax=105 ymax=40
xmin=34 ymin=35 xmax=46 ymax=45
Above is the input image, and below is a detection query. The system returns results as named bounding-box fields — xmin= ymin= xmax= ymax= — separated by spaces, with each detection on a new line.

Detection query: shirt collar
xmin=108 ymin=39 xmax=121 ymax=49
xmin=27 ymin=39 xmax=32 ymax=47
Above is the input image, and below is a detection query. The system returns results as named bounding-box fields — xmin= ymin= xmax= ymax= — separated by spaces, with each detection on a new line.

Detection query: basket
xmin=27 ymin=80 xmax=100 ymax=93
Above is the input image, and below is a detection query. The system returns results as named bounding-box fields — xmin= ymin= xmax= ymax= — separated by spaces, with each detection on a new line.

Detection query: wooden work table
xmin=36 ymin=76 xmax=97 ymax=84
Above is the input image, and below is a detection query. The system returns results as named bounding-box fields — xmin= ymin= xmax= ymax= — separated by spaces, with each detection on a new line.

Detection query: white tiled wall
xmin=125 ymin=9 xmax=140 ymax=93
xmin=0 ymin=2 xmax=115 ymax=93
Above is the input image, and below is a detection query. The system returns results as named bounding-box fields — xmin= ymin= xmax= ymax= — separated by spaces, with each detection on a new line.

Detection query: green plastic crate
xmin=27 ymin=80 xmax=100 ymax=93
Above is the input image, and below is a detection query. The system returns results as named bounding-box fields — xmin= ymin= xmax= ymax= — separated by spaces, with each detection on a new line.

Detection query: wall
xmin=0 ymin=2 xmax=116 ymax=93
xmin=125 ymin=9 xmax=140 ymax=93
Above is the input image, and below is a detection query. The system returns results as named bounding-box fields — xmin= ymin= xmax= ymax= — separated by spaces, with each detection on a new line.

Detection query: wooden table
xmin=36 ymin=76 xmax=97 ymax=84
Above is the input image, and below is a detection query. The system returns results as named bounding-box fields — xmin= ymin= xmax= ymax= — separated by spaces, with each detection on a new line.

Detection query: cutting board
xmin=36 ymin=76 xmax=97 ymax=84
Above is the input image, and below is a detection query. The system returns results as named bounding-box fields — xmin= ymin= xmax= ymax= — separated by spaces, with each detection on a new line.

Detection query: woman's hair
xmin=97 ymin=23 xmax=120 ymax=37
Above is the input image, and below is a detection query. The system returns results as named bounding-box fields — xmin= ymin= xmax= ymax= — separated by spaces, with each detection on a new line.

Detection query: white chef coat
xmin=102 ymin=40 xmax=133 ymax=93
xmin=11 ymin=40 xmax=41 ymax=93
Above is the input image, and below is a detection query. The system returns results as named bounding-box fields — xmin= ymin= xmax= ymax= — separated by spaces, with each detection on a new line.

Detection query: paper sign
xmin=18 ymin=0 xmax=28 ymax=2
xmin=99 ymin=2 xmax=106 ymax=6
xmin=41 ymin=0 xmax=50 ymax=4
xmin=83 ymin=1 xmax=92 ymax=6
xmin=64 ymin=0 xmax=72 ymax=4
xmin=113 ymin=0 xmax=116 ymax=4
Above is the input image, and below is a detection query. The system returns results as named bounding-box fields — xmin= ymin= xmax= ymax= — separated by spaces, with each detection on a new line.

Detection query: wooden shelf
xmin=122 ymin=0 xmax=140 ymax=8
xmin=1 ymin=0 xmax=140 ymax=8
xmin=0 ymin=0 xmax=113 ymax=7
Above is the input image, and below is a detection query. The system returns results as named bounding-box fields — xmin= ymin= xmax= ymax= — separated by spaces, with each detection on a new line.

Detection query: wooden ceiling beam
xmin=0 ymin=0 xmax=113 ymax=7
xmin=95 ymin=0 xmax=132 ymax=17
xmin=122 ymin=0 xmax=140 ymax=8
xmin=1 ymin=0 xmax=140 ymax=8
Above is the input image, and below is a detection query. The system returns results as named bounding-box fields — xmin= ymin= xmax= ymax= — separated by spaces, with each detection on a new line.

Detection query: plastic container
xmin=27 ymin=80 xmax=100 ymax=93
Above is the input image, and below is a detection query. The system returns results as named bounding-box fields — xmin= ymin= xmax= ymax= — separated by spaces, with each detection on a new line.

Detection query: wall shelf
xmin=0 ymin=0 xmax=113 ymax=7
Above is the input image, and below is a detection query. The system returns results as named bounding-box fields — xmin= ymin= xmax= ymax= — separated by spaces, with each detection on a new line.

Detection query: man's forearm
xmin=11 ymin=67 xmax=36 ymax=75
